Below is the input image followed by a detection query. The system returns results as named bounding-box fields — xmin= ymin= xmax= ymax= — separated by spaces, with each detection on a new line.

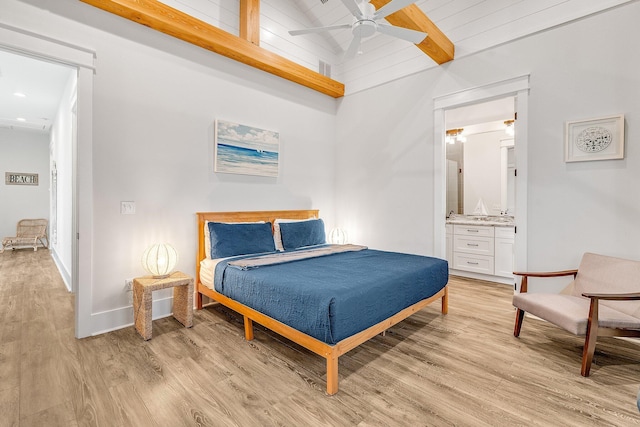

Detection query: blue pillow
xmin=279 ymin=218 xmax=326 ymax=250
xmin=208 ymin=221 xmax=275 ymax=258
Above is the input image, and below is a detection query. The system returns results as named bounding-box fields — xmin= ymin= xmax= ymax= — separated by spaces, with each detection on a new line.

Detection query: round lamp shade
xmin=141 ymin=243 xmax=178 ymax=278
xmin=328 ymin=228 xmax=348 ymax=245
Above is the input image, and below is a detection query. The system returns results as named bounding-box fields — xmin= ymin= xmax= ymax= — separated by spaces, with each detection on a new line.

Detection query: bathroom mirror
xmin=446 ymin=129 xmax=514 ymax=216
xmin=445 ymin=97 xmax=515 ymax=217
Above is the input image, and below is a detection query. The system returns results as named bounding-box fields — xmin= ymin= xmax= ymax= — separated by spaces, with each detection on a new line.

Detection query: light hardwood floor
xmin=2 ymin=249 xmax=640 ymax=426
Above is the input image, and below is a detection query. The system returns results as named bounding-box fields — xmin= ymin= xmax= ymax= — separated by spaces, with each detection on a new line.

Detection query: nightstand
xmin=133 ymin=271 xmax=193 ymax=340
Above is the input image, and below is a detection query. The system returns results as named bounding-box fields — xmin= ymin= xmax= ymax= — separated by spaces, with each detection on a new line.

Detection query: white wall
xmin=49 ymin=70 xmax=76 ymax=288
xmin=463 ymin=131 xmax=502 ymax=216
xmin=335 ymin=76 xmax=437 ymax=254
xmin=0 ymin=128 xmax=50 ymax=241
xmin=337 ymin=2 xmax=640 ymax=282
xmin=6 ymin=0 xmax=338 ymax=334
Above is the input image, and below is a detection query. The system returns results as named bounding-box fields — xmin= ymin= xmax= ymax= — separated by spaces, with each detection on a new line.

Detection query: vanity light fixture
xmin=445 ymin=128 xmax=466 ymax=144
xmin=13 ymin=92 xmax=26 ymax=97
xmin=16 ymin=117 xmax=26 ymax=122
xmin=504 ymin=120 xmax=515 ymax=136
xmin=141 ymin=243 xmax=178 ymax=278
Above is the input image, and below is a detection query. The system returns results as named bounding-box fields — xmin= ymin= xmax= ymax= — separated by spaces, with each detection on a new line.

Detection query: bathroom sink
xmin=446 ymin=215 xmax=514 ymax=225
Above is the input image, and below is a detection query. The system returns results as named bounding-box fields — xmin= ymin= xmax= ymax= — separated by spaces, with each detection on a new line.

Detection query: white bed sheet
xmin=199 ymin=257 xmax=225 ymax=290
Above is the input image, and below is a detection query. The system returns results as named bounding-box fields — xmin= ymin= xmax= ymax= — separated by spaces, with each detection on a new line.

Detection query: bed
xmin=195 ymin=210 xmax=449 ymax=395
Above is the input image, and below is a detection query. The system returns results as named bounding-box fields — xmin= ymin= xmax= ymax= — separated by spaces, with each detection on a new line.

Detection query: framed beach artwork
xmin=214 ymin=119 xmax=279 ymax=177
xmin=565 ymin=114 xmax=624 ymax=162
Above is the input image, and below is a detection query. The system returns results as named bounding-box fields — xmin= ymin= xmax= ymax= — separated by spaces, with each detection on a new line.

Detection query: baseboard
xmin=91 ymin=296 xmax=174 ymax=336
xmin=50 ymin=248 xmax=72 ymax=292
xmin=449 ymin=269 xmax=515 ymax=285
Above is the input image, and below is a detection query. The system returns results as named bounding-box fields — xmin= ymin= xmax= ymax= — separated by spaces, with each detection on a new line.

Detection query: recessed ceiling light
xmin=16 ymin=118 xmax=26 ymax=122
xmin=13 ymin=92 xmax=26 ymax=97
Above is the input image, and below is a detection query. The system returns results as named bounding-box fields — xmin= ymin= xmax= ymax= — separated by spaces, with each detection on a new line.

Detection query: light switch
xmin=121 ymin=201 xmax=136 ymax=215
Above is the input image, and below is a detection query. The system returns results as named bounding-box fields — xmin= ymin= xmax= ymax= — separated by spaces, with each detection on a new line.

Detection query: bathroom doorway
xmin=433 ymin=75 xmax=530 ymax=276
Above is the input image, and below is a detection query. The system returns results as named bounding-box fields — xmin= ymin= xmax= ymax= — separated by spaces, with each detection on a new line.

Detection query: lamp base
xmin=151 ymin=274 xmax=170 ymax=279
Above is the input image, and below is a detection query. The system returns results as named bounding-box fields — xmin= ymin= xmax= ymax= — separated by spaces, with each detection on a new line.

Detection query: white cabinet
xmin=445 ymin=224 xmax=453 ymax=265
xmin=450 ymin=224 xmax=515 ymax=280
xmin=452 ymin=225 xmax=495 ymax=275
xmin=494 ymin=227 xmax=515 ymax=278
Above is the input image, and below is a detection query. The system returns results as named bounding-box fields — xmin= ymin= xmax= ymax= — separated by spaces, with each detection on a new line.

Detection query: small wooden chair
xmin=1 ymin=219 xmax=49 ymax=253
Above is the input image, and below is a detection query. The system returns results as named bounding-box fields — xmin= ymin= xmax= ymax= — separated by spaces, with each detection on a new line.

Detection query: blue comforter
xmin=214 ymin=248 xmax=448 ymax=345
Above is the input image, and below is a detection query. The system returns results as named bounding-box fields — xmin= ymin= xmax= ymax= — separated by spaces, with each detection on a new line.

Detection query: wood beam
xmin=80 ymin=0 xmax=345 ymax=98
xmin=240 ymin=0 xmax=260 ymax=45
xmin=370 ymin=0 xmax=454 ymax=65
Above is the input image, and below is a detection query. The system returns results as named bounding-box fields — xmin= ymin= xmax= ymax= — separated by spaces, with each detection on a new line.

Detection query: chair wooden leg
xmin=514 ymin=308 xmax=525 ymax=337
xmin=581 ymin=299 xmax=600 ymax=376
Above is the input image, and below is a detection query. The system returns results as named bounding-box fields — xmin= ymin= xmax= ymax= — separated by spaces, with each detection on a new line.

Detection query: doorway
xmin=433 ymin=75 xmax=530 ymax=275
xmin=1 ymin=24 xmax=95 ymax=338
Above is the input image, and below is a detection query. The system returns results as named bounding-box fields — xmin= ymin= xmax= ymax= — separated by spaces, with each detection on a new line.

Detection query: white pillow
xmin=273 ymin=218 xmax=316 ymax=251
xmin=204 ymin=220 xmax=265 ymax=259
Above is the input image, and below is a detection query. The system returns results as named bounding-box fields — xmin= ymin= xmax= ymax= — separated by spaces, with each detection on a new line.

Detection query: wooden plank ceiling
xmin=80 ymin=0 xmax=454 ymax=98
xmin=370 ymin=0 xmax=453 ymax=65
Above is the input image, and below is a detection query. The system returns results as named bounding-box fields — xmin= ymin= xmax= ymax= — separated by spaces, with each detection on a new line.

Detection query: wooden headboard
xmin=195 ymin=209 xmax=319 ymax=284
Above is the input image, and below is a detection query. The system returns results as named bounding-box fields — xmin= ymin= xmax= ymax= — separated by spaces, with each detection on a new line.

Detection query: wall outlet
xmin=125 ymin=278 xmax=134 ymax=304
xmin=120 ymin=201 xmax=136 ymax=215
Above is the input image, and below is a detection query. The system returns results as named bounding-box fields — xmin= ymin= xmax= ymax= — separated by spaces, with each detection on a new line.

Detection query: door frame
xmin=433 ymin=75 xmax=530 ymax=276
xmin=0 ymin=23 xmax=95 ymax=338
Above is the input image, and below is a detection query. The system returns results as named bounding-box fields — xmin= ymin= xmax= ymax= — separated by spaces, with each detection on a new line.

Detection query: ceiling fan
xmin=289 ymin=0 xmax=427 ymax=59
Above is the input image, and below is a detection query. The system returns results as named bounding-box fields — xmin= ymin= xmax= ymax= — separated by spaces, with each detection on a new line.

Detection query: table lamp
xmin=141 ymin=243 xmax=178 ymax=278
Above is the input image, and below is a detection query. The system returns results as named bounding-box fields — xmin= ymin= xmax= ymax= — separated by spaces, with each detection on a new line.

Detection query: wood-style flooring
xmin=1 ymin=249 xmax=640 ymax=426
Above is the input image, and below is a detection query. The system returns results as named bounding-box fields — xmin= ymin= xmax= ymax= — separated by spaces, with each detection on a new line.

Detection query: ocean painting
xmin=214 ymin=119 xmax=279 ymax=177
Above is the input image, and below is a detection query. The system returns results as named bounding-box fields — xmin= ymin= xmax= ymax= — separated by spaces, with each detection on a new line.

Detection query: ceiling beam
xmin=240 ymin=0 xmax=260 ymax=45
xmin=80 ymin=0 xmax=345 ymax=98
xmin=370 ymin=0 xmax=454 ymax=64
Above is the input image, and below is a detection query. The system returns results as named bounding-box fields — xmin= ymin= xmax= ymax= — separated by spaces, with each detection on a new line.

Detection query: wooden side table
xmin=133 ymin=271 xmax=194 ymax=340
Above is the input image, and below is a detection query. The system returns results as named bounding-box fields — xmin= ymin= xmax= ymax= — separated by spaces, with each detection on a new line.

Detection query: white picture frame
xmin=565 ymin=114 xmax=624 ymax=162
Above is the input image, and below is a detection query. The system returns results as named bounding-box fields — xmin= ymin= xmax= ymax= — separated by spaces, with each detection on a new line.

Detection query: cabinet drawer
xmin=495 ymin=226 xmax=515 ymax=239
xmin=453 ymin=224 xmax=494 ymax=237
xmin=453 ymin=253 xmax=495 ymax=275
xmin=453 ymin=235 xmax=494 ymax=255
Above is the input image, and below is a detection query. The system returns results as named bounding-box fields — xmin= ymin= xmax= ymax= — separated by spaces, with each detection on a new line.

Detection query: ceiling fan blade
xmin=373 ymin=0 xmax=417 ymax=20
xmin=377 ymin=23 xmax=427 ymax=44
xmin=340 ymin=0 xmax=364 ymax=19
xmin=289 ymin=23 xmax=352 ymax=36
xmin=344 ymin=34 xmax=362 ymax=60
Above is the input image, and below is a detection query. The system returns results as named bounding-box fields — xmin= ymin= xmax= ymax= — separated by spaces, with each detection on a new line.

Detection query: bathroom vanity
xmin=445 ymin=215 xmax=515 ymax=284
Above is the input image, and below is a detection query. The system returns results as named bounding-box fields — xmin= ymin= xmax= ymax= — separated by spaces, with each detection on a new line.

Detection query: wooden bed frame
xmin=195 ymin=210 xmax=449 ymax=395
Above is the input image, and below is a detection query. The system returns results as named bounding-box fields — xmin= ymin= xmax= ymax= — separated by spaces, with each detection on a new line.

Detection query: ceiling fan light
xmin=352 ymin=20 xmax=376 ymax=38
